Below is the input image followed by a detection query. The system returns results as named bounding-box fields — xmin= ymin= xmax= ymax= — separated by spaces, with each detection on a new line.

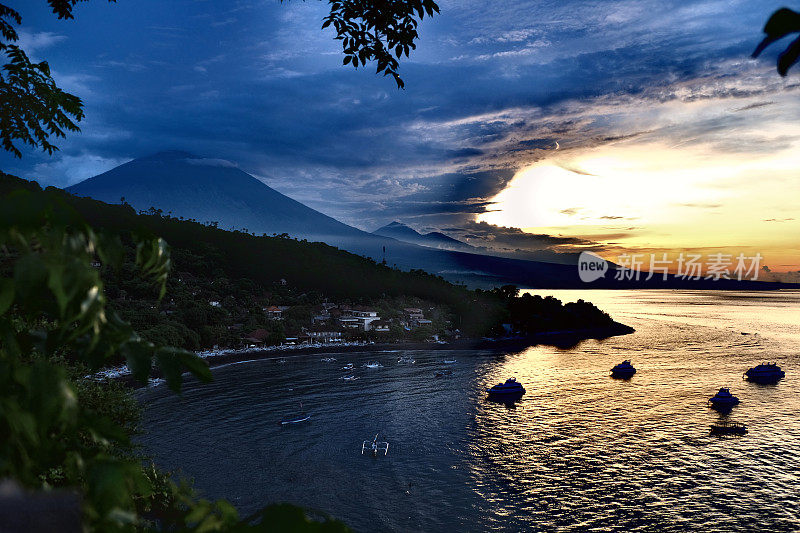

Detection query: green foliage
xmin=318 ymin=0 xmax=440 ymax=88
xmin=0 ymin=190 xmax=223 ymax=529
xmin=0 ymin=4 xmax=84 ymax=158
xmin=245 ymin=504 xmax=350 ymax=532
xmin=0 ymin=183 xmax=354 ymax=531
xmin=753 ymin=8 xmax=800 ymax=76
xmin=0 ymin=174 xmax=615 ymax=531
xmin=45 ymin=1 xmax=117 ymax=20
xmin=2 ymin=172 xmax=619 ymax=349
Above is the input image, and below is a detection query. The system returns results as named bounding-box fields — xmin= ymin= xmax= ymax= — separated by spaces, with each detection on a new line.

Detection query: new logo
xmin=578 ymin=251 xmax=608 ymax=282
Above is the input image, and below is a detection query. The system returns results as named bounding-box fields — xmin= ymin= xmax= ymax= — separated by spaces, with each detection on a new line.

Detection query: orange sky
xmin=477 ymin=100 xmax=800 ymax=276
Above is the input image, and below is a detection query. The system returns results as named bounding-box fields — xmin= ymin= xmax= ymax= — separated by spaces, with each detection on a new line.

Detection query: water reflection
xmin=138 ymin=290 xmax=800 ymax=532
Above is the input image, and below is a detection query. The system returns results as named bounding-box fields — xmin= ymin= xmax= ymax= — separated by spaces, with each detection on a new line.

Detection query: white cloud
xmin=32 ymin=153 xmax=132 ymax=188
xmin=184 ymin=157 xmax=238 ymax=168
xmin=15 ymin=30 xmax=67 ymax=57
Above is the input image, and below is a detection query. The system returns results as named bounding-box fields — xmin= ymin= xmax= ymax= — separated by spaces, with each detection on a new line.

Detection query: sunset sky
xmin=2 ymin=0 xmax=798 ymax=275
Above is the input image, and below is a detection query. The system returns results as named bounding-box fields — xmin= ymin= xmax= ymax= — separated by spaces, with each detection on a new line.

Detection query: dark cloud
xmin=734 ymin=101 xmax=774 ymax=112
xmin=445 ymin=220 xmax=596 ymax=255
xmin=0 ymin=0 xmax=789 ymax=242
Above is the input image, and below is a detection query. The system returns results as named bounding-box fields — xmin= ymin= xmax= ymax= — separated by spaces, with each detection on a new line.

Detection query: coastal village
xmin=242 ymin=303 xmax=446 ymax=348
xmin=120 ymin=269 xmax=460 ymax=351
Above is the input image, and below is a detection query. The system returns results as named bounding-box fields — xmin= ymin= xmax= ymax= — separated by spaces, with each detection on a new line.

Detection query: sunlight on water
xmin=138 ymin=290 xmax=800 ymax=532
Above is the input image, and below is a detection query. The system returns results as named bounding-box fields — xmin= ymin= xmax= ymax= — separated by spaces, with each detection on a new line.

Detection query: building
xmin=302 ymin=331 xmax=342 ymax=343
xmin=371 ymin=321 xmax=390 ymax=333
xmin=403 ymin=308 xmax=430 ymax=328
xmin=404 ymin=308 xmax=424 ymax=320
xmin=263 ymin=305 xmax=283 ymax=319
xmin=339 ymin=308 xmax=382 ymax=331
xmin=243 ymin=328 xmax=271 ymax=346
xmin=311 ymin=305 xmax=332 ymax=324
xmin=339 ymin=316 xmax=363 ymax=330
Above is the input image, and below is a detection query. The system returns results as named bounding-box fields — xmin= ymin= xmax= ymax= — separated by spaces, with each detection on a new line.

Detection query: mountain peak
xmin=139 ymin=150 xmax=197 ymax=161
xmin=375 ymin=221 xmax=422 ymax=236
xmin=65 ymin=152 xmax=362 ymax=240
xmin=374 ymin=221 xmax=474 ymax=252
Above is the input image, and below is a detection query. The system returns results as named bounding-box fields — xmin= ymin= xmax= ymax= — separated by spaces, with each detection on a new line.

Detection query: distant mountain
xmin=65 ymin=152 xmax=790 ymax=290
xmin=373 ymin=221 xmax=474 ymax=252
xmin=67 ymin=151 xmax=364 ymax=241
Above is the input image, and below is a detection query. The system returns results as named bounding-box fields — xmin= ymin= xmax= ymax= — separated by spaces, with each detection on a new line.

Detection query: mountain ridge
xmin=373 ymin=221 xmax=475 ymax=252
xmin=64 ymin=152 xmax=793 ymax=290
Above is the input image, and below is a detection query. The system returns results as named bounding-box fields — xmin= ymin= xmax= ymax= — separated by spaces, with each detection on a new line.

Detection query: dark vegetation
xmin=0 ymin=173 xmax=619 ymax=531
xmin=2 ymin=172 xmax=618 ymax=355
xmin=0 ymin=2 xmax=620 ymax=531
xmin=753 ymin=7 xmax=800 ymax=76
xmin=0 ymin=179 xmax=352 ymax=531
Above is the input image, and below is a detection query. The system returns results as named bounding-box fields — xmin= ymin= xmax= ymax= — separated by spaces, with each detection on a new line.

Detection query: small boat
xmin=341 ymin=374 xmax=358 ymax=381
xmin=280 ymin=402 xmax=310 ymax=425
xmin=362 ymin=434 xmax=389 ymax=456
xmin=486 ymin=378 xmax=525 ymax=401
xmin=610 ymin=360 xmax=636 ymax=378
xmin=280 ymin=414 xmax=311 ymax=425
xmin=710 ymin=421 xmax=747 ymax=436
xmin=363 ymin=361 xmax=383 ymax=369
xmin=709 ymin=387 xmax=739 ymax=410
xmin=434 ymin=369 xmax=453 ymax=378
xmin=321 ymin=357 xmax=337 ymax=363
xmin=443 ymin=359 xmax=457 ymax=364
xmin=397 ymin=356 xmax=415 ymax=364
xmin=743 ymin=362 xmax=785 ymax=384
xmin=341 ymin=363 xmax=354 ymax=370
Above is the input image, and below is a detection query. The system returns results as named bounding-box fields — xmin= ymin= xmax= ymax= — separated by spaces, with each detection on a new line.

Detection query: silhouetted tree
xmin=318 ymin=0 xmax=440 ymax=88
xmin=753 ymin=8 xmax=800 ymax=75
xmin=0 ymin=0 xmax=439 ymax=160
xmin=0 ymin=4 xmax=84 ymax=158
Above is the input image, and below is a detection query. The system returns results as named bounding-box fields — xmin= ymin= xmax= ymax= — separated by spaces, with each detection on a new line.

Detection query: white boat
xmin=341 ymin=374 xmax=358 ymax=381
xmin=341 ymin=363 xmax=354 ymax=370
xmin=280 ymin=402 xmax=310 ymax=425
xmin=321 ymin=357 xmax=337 ymax=363
xmin=280 ymin=414 xmax=310 ymax=425
xmin=362 ymin=434 xmax=389 ymax=456
xmin=443 ymin=359 xmax=457 ymax=364
xmin=363 ymin=361 xmax=383 ymax=368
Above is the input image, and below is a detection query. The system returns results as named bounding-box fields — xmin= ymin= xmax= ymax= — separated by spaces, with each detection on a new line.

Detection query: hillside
xmin=373 ymin=221 xmax=475 ymax=252
xmin=67 ymin=151 xmax=366 ymax=241
xmin=2 ymin=172 xmax=624 ymax=352
xmin=63 ymin=152 xmax=795 ymax=291
xmin=60 ymin=152 xmax=602 ymax=288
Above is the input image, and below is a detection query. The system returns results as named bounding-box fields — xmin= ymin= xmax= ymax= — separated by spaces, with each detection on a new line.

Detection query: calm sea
xmin=136 ymin=290 xmax=800 ymax=532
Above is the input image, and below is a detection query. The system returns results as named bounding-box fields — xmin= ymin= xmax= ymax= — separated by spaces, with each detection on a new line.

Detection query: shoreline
xmin=107 ymin=321 xmax=634 ymax=387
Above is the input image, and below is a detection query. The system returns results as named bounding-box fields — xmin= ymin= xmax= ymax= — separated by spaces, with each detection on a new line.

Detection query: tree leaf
xmin=0 ymin=277 xmax=13 ymax=315
xmin=778 ymin=35 xmax=800 ymax=76
xmin=122 ymin=340 xmax=154 ymax=384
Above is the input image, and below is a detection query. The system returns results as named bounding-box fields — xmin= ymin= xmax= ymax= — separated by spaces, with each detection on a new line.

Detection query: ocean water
xmin=136 ymin=290 xmax=800 ymax=532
